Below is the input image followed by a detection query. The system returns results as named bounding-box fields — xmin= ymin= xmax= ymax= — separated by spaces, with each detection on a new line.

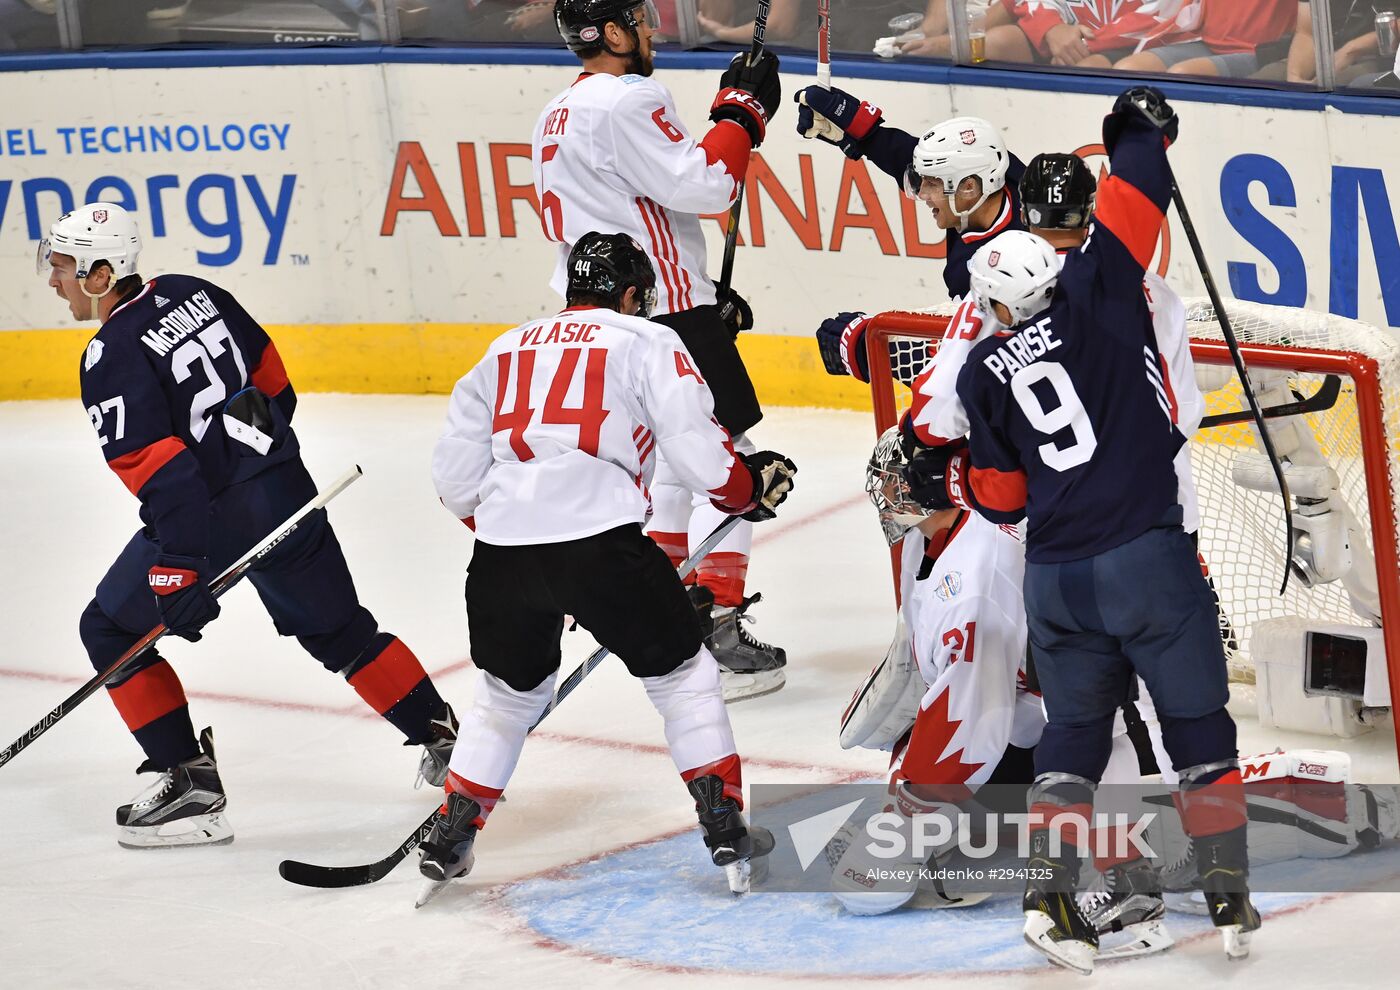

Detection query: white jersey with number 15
xmin=531 ymin=72 xmax=752 ymax=316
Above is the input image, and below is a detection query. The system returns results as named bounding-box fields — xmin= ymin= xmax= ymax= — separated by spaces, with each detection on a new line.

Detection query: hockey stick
xmin=816 ymin=0 xmax=831 ymax=89
xmin=715 ymin=0 xmax=772 ymax=309
xmin=0 ymin=466 xmax=364 ymax=771
xmin=1170 ymin=177 xmax=1294 ymax=594
xmin=277 ymin=513 xmax=745 ymax=889
xmin=1198 ymin=374 xmax=1342 ymax=430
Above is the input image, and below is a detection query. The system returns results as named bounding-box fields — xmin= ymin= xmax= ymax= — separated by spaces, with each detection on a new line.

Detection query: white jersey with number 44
xmin=432 ymin=307 xmax=751 ymax=546
xmin=532 ymin=72 xmax=751 ymax=316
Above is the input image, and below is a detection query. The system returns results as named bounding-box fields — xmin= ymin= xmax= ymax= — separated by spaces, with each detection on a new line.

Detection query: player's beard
xmin=624 ymin=39 xmax=653 ymax=77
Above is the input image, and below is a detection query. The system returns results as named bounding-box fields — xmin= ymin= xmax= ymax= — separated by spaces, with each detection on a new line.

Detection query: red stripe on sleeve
xmin=699 ymin=120 xmax=752 ymax=184
xmin=251 ymin=341 xmax=290 ymax=397
xmin=108 ymin=437 xmax=187 ymax=496
xmin=106 ymin=659 xmax=188 ymax=732
xmin=969 ymin=464 xmax=1028 ymax=513
xmin=1094 ymin=175 xmax=1165 ymax=271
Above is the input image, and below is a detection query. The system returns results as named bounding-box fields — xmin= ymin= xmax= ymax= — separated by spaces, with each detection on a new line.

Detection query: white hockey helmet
xmin=37 ymin=202 xmax=142 ymax=281
xmin=968 ymin=231 xmax=1060 ymax=327
xmin=906 ymin=116 xmax=1010 ymax=231
xmin=866 ymin=426 xmax=931 ymax=546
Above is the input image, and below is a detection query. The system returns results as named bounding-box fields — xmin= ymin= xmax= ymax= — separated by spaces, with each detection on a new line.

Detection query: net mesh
xmin=872 ymin=298 xmax=1400 ymax=684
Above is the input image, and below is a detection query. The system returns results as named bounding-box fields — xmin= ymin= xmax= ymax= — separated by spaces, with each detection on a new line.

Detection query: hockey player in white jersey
xmin=424 ymin=232 xmax=797 ymax=902
xmin=537 ymin=0 xmax=787 ymax=700
xmin=828 ymin=427 xmax=1044 ymax=915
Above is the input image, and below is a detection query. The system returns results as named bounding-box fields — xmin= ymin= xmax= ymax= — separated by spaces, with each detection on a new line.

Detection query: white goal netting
xmin=868 ymin=298 xmax=1400 ymax=686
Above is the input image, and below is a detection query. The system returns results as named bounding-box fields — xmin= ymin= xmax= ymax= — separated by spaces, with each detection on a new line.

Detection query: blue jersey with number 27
xmin=955 ymin=111 xmax=1184 ymax=564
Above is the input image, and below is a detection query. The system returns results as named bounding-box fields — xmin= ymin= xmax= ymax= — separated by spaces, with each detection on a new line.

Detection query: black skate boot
xmin=1079 ymin=859 xmax=1173 ymax=960
xmin=1022 ymin=831 xmax=1099 ymax=974
xmin=689 ymin=586 xmax=786 ymax=703
xmin=411 ymin=701 xmax=458 ymax=789
xmin=686 ymin=773 xmax=773 ymax=895
xmin=1196 ymin=825 xmax=1261 ymax=960
xmin=116 ymin=726 xmax=232 ymax=849
xmin=415 ymin=792 xmax=481 ymax=908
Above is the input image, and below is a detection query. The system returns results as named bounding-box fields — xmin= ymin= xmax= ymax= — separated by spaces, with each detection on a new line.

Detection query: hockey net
xmin=864 ymin=298 xmax=1400 ymax=699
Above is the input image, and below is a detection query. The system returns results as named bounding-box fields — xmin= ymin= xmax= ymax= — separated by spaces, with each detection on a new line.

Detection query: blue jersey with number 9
xmin=955 ymin=111 xmax=1184 ymax=564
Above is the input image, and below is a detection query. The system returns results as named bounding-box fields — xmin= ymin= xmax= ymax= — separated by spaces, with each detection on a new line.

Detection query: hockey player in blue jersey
xmin=38 ymin=203 xmax=459 ymax=849
xmin=911 ymin=90 xmax=1259 ymax=971
xmin=796 ymin=90 xmax=1025 ymax=383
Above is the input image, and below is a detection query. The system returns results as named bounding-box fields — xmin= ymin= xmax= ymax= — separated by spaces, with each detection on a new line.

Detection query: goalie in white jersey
xmin=424 ymin=232 xmax=797 ymax=901
xmin=536 ymin=0 xmax=788 ymax=699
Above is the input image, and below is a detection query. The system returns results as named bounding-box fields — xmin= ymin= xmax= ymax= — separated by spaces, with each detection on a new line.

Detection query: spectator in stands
xmin=898 ymin=0 xmax=1022 ymax=60
xmin=1114 ymin=0 xmax=1298 ymax=77
xmin=986 ymin=1 xmax=1196 ymax=68
xmin=1254 ymin=2 xmax=1400 ymax=85
xmin=395 ymin=0 xmax=566 ymax=43
xmin=697 ymin=0 xmax=804 ymax=45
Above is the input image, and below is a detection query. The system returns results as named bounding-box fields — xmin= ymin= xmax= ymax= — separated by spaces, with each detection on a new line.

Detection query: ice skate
xmin=1196 ymin=826 xmax=1261 ymax=961
xmin=415 ymin=792 xmax=481 ymax=908
xmin=689 ymin=586 xmax=786 ymax=702
xmin=116 ymin=726 xmax=232 ymax=849
xmin=412 ymin=702 xmax=459 ymax=789
xmin=686 ymin=773 xmax=772 ymax=895
xmin=1023 ymin=833 xmax=1098 ymax=974
xmin=1079 ymin=860 xmax=1173 ymax=960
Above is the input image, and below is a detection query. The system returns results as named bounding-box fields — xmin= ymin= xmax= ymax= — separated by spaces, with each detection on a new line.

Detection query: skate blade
xmin=1024 ymin=911 xmax=1096 ymax=975
xmin=1221 ymin=925 xmax=1253 ymax=960
xmin=414 ymin=877 xmax=451 ymax=909
xmin=721 ymin=669 xmax=785 ymax=704
xmin=1097 ymin=919 xmax=1174 ymax=961
xmin=117 ymin=812 xmax=234 ymax=849
xmin=724 ymin=857 xmax=752 ymax=896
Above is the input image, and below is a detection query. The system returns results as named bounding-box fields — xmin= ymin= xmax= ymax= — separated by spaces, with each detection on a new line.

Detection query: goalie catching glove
xmin=716 ymin=450 xmax=797 ymax=522
xmin=794 ymin=85 xmax=883 ymax=159
xmin=711 ymin=51 xmax=782 ymax=146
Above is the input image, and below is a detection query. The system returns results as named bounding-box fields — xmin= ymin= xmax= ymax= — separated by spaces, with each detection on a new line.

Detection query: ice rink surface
xmin=2 ymin=394 xmax=1398 ymax=988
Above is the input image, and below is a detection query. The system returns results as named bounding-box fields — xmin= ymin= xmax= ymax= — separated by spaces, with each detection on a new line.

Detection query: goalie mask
xmin=867 ymin=426 xmax=931 ymax=546
xmin=1020 ymin=153 xmax=1096 ymax=231
xmin=566 ymin=230 xmax=659 ymax=317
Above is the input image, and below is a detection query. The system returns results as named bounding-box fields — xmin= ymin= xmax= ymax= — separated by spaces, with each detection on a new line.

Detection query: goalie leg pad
xmin=840 ymin=616 xmax=923 ymax=751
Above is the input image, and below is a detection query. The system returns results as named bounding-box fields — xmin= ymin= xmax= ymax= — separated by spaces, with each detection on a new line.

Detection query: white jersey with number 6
xmin=531 ymin=72 xmax=752 ymax=316
xmin=432 ymin=306 xmax=752 ymax=545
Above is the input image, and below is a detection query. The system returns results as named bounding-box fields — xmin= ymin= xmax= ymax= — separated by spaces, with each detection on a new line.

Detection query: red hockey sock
xmin=346 ymin=637 xmax=430 ymax=715
xmin=697 ymin=552 xmax=748 ymax=607
xmin=107 ymin=659 xmax=188 ymax=731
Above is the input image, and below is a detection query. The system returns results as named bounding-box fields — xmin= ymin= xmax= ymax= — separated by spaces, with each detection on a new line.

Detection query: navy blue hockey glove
xmin=794 ymin=85 xmax=883 ymax=160
xmin=815 ymin=311 xmax=871 ymax=380
xmin=1104 ymin=85 xmax=1178 ymax=153
xmin=718 ymin=287 xmax=754 ymax=337
xmin=149 ymin=555 xmax=220 ymax=642
xmin=740 ymin=451 xmax=798 ymax=522
xmin=901 ymin=439 xmax=969 ymax=512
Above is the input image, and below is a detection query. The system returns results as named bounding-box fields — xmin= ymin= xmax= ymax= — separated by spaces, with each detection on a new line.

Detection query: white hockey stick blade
xmin=1165 ymin=890 xmax=1211 ymax=915
xmin=908 ymin=885 xmax=992 ymax=911
xmin=721 ymin=668 xmax=785 ymax=703
xmin=1024 ymin=911 xmax=1096 ymax=975
xmin=1096 ymin=919 xmax=1174 ymax=961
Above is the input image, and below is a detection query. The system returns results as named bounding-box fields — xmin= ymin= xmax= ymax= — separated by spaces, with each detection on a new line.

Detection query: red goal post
xmin=864 ymin=299 xmax=1400 ymax=758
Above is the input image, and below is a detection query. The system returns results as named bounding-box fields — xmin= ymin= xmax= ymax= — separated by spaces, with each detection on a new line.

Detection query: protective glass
xmin=637 ymin=284 xmax=659 ymax=318
xmin=35 ymin=237 xmax=53 ymax=276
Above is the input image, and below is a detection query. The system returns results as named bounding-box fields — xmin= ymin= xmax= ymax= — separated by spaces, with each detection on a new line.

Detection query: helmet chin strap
xmin=948 ymin=182 xmax=995 ymax=233
xmin=78 ymin=276 xmax=115 ymax=321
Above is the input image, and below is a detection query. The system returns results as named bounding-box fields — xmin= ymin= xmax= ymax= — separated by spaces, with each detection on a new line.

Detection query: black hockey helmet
xmin=566 ymin=231 xmax=658 ymax=317
xmin=1019 ymin=153 xmax=1097 ymax=230
xmin=555 ymin=0 xmax=657 ymax=55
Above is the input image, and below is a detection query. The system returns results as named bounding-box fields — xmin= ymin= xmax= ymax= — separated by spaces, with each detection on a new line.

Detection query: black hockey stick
xmin=1170 ymin=177 xmax=1294 ymax=594
xmin=277 ymin=514 xmax=744 ymax=889
xmin=715 ymin=0 xmax=772 ymax=309
xmin=0 ymin=466 xmax=364 ymax=770
xmin=1198 ymin=374 xmax=1342 ymax=430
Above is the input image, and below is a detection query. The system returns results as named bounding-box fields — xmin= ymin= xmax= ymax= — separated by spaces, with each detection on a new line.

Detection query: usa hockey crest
xmin=960 ymin=129 xmax=977 ymax=145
